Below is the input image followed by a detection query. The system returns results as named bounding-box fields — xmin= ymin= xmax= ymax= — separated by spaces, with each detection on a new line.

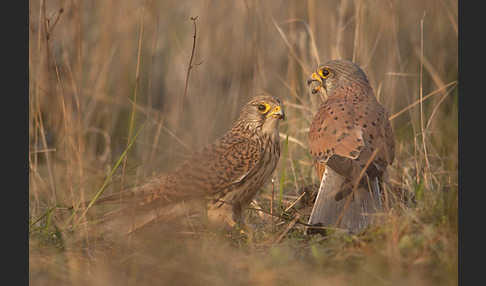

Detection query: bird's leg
xmin=232 ymin=202 xmax=251 ymax=232
xmin=231 ymin=202 xmax=243 ymax=226
xmin=206 ymin=199 xmax=239 ymax=231
xmin=231 ymin=202 xmax=256 ymax=243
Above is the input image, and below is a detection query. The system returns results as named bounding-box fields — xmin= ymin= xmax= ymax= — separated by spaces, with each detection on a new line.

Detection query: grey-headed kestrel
xmin=83 ymin=95 xmax=285 ymax=234
xmin=305 ymin=59 xmax=395 ymax=234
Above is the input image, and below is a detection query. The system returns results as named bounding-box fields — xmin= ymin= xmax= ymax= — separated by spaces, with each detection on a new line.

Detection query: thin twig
xmin=280 ymin=18 xmax=320 ymax=68
xmin=271 ymin=17 xmax=311 ymax=74
xmin=247 ymin=206 xmax=342 ymax=230
xmin=161 ymin=125 xmax=191 ymax=151
xmin=284 ymin=191 xmax=307 ymax=212
xmin=274 ymin=213 xmax=301 ymax=244
xmin=47 ymin=8 xmax=64 ymax=39
xmin=352 ymin=0 xmax=362 ymax=63
xmin=30 ymin=148 xmax=57 ymax=154
xmin=37 ymin=0 xmax=57 ymax=204
xmin=388 ymin=81 xmax=457 ymax=121
xmin=419 ymin=12 xmax=431 ymax=179
xmin=182 ymin=16 xmax=199 ymax=112
xmin=282 ymin=101 xmax=311 ymax=112
xmin=275 ymin=75 xmax=304 ymax=104
xmin=271 ymin=178 xmax=275 ymax=232
xmin=69 ymin=124 xmax=146 ymax=229
xmin=120 ymin=1 xmax=146 ymax=191
xmin=279 ymin=132 xmax=307 ymax=150
xmin=425 ymin=88 xmax=454 ymax=130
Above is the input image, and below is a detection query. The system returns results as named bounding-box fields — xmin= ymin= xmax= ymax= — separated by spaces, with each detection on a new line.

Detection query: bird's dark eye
xmin=319 ymin=68 xmax=330 ymax=78
xmin=257 ymin=103 xmax=270 ymax=113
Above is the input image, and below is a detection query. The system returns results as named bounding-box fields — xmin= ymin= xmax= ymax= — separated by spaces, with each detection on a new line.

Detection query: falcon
xmin=84 ymin=95 xmax=285 ymax=233
xmin=306 ymin=59 xmax=395 ymax=233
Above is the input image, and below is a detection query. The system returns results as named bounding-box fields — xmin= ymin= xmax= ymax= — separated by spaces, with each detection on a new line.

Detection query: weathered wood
xmin=307 ymin=167 xmax=383 ymax=234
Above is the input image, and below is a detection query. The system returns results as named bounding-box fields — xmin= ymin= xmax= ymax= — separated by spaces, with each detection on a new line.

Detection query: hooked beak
xmin=266 ymin=105 xmax=285 ymax=120
xmin=307 ymin=72 xmax=324 ymax=94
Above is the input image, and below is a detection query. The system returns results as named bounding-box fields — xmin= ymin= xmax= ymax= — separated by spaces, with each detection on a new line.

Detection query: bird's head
xmin=307 ymin=59 xmax=370 ymax=97
xmin=236 ymin=95 xmax=285 ymax=135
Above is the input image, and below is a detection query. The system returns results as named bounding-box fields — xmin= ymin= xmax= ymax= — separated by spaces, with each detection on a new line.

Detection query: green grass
xmin=29 ymin=0 xmax=457 ymax=285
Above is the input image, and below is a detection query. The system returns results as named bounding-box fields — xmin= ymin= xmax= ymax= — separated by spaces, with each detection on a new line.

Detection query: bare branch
xmin=182 ymin=16 xmax=200 ymax=112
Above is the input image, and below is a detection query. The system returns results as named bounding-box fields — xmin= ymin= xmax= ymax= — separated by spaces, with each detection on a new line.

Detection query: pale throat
xmin=261 ymin=118 xmax=280 ymax=141
xmin=236 ymin=117 xmax=280 ymax=142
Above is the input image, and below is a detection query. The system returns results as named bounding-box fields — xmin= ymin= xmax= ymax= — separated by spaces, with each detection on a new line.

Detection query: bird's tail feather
xmin=102 ymin=200 xmax=204 ymax=235
xmin=370 ymin=176 xmax=383 ymax=210
xmin=76 ymin=174 xmax=191 ymax=210
xmin=70 ymin=199 xmax=206 ymax=244
xmin=307 ymin=168 xmax=383 ymax=234
xmin=68 ymin=175 xmax=205 ymax=241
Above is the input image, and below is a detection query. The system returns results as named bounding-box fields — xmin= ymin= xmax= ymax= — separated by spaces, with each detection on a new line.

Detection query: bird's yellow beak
xmin=266 ymin=105 xmax=285 ymax=120
xmin=307 ymin=72 xmax=324 ymax=94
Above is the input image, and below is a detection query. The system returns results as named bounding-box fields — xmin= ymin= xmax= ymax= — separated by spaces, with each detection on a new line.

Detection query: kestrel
xmin=87 ymin=95 xmax=285 ymax=233
xmin=306 ymin=59 xmax=395 ymax=233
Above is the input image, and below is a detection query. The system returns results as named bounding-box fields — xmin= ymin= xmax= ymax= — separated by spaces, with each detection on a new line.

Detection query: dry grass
xmin=29 ymin=0 xmax=458 ymax=285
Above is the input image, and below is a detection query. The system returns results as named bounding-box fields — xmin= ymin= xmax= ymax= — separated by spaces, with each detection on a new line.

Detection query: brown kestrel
xmin=306 ymin=59 xmax=395 ymax=233
xmin=87 ymin=95 xmax=285 ymax=233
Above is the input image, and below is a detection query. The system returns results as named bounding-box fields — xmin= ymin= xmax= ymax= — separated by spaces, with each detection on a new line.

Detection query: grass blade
xmin=278 ymin=133 xmax=289 ymax=212
xmin=68 ymin=123 xmax=146 ymax=229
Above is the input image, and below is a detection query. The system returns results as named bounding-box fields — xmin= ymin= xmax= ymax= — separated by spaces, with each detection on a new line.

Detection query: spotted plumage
xmin=307 ymin=59 xmax=395 ymax=205
xmin=89 ymin=95 xmax=284 ymax=231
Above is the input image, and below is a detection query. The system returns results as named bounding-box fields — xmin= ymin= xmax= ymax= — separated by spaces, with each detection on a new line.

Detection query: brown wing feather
xmin=309 ymin=89 xmax=395 ymax=182
xmin=352 ymin=101 xmax=395 ymax=176
xmin=89 ymin=133 xmax=264 ymax=210
xmin=170 ymin=134 xmax=264 ymax=197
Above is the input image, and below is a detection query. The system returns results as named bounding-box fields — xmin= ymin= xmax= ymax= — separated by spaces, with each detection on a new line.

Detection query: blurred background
xmin=29 ymin=0 xmax=458 ymax=285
